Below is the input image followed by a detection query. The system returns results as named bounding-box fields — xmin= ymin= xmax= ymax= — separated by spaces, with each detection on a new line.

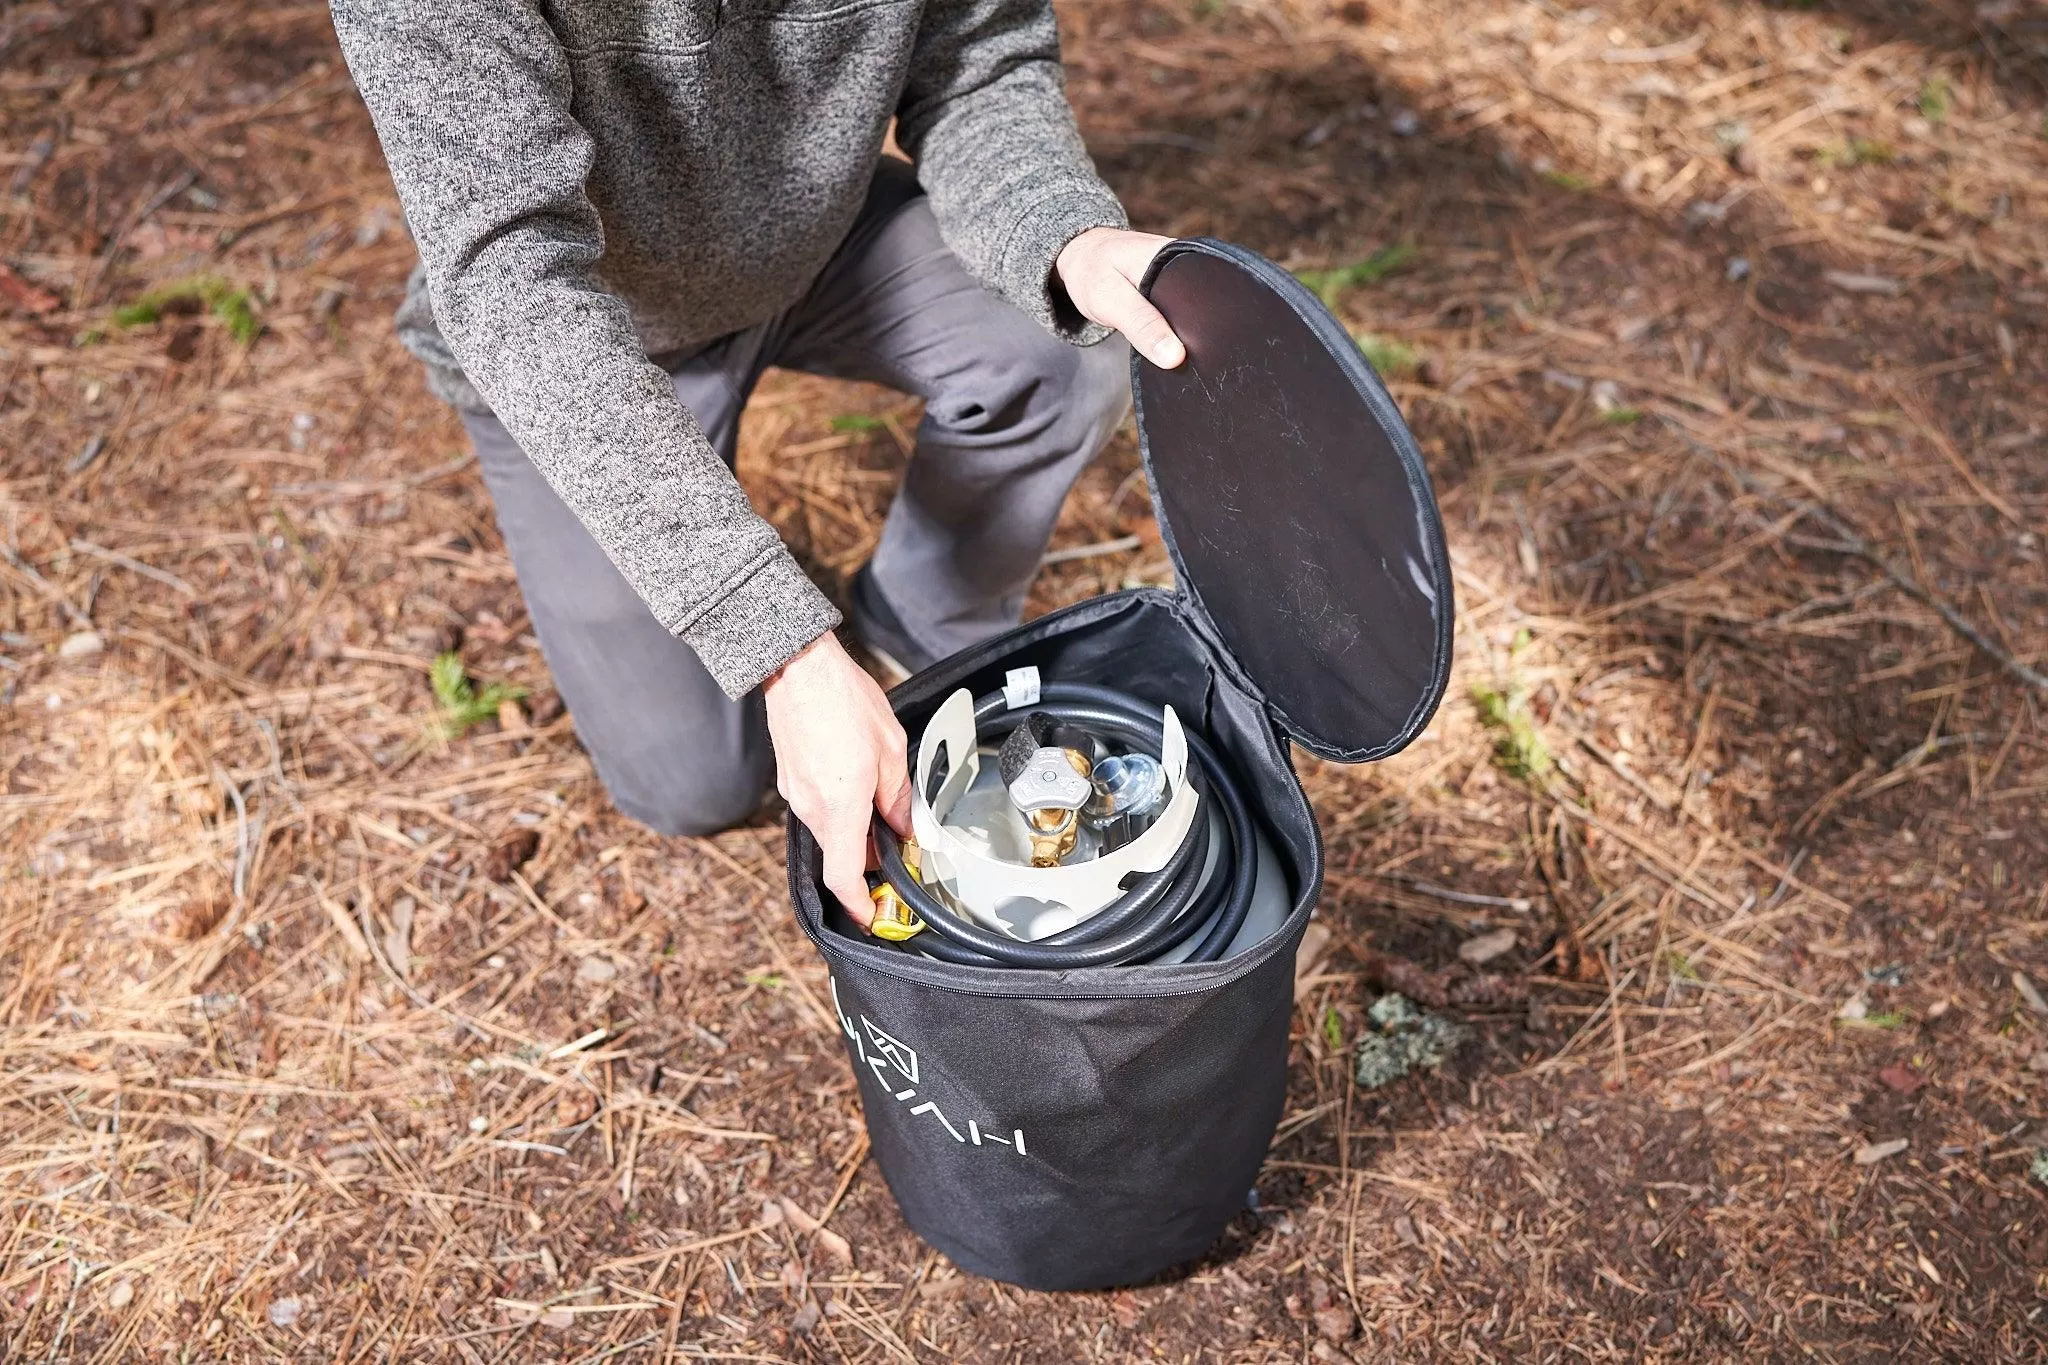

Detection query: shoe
xmin=847 ymin=564 xmax=936 ymax=686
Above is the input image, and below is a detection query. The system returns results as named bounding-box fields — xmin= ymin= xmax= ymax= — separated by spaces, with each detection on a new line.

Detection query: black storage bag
xmin=788 ymin=240 xmax=1454 ymax=1291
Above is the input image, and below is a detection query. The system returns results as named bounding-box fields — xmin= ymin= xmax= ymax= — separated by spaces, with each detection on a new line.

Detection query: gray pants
xmin=462 ymin=164 xmax=1131 ymax=836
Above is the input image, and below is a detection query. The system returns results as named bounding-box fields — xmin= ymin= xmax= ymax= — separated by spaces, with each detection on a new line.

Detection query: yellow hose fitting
xmin=868 ymin=881 xmax=925 ymax=941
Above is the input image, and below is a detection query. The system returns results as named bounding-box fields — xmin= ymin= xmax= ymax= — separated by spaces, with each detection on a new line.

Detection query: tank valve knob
xmin=1007 ymin=744 xmax=1093 ymax=868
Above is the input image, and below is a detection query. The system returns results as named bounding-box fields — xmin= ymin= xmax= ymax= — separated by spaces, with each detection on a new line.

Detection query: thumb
xmin=1099 ymin=278 xmax=1185 ymax=369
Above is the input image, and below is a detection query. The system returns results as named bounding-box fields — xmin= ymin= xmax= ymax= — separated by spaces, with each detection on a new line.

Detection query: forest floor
xmin=4 ymin=0 xmax=2048 ymax=1360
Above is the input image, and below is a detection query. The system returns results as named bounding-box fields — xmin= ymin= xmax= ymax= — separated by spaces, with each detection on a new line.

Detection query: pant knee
xmin=607 ymin=767 xmax=770 ymax=838
xmin=927 ymin=329 xmax=1131 ymax=449
xmin=1031 ymin=334 xmax=1131 ymax=466
xmin=585 ymin=725 xmax=773 ymax=838
xmin=1017 ymin=337 xmax=1129 ymax=483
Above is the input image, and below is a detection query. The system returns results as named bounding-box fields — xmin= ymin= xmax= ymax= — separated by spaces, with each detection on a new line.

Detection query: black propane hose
xmin=866 ymin=682 xmax=1258 ymax=968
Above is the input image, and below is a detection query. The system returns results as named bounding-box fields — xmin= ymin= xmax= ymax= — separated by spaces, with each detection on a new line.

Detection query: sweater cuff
xmin=996 ymin=189 xmax=1129 ymax=345
xmin=672 ymin=546 xmax=842 ymax=698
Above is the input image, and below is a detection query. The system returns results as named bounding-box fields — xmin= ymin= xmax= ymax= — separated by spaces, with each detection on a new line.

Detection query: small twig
xmin=310 ymin=877 xmax=373 ymax=963
xmin=1672 ymin=1008 xmax=1804 ymax=1077
xmin=207 ymin=1196 xmax=307 ymax=1324
xmin=565 ymin=1333 xmax=662 ymax=1365
xmin=68 ymin=538 xmax=199 ymax=597
xmin=1885 ymin=381 xmax=2022 ymax=526
xmin=1761 ymin=847 xmax=1809 ymax=913
xmin=1106 ymin=466 xmax=1151 ymax=522
xmin=815 ymin=1132 xmax=871 ymax=1229
xmin=45 ymin=1257 xmax=93 ymax=1363
xmin=213 ymin=766 xmax=252 ymax=903
xmin=1580 ymin=717 xmax=1677 ymax=793
xmin=1 ymin=544 xmax=92 ymax=627
xmin=659 ymin=1257 xmax=697 ymax=1362
xmin=65 ymin=432 xmax=107 ymax=475
xmin=488 ymin=1139 xmax=569 ymax=1157
xmin=618 ymin=1104 xmax=646 ymax=1206
xmin=1690 ymin=440 xmax=2048 ymax=697
xmin=1761 ymin=578 xmax=1888 ymax=627
xmin=273 ymin=452 xmax=476 ymax=497
xmin=6 ymin=120 xmax=60 ymax=196
xmin=1040 ymin=534 xmax=1141 ymax=566
xmin=1394 ymin=878 xmax=1535 ymax=913
xmin=355 ymin=887 xmax=495 ymax=1042
xmin=1533 ymin=968 xmax=1637 ymax=1075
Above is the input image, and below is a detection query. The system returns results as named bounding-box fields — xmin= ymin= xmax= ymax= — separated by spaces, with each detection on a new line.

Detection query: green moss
xmin=1826 ymin=137 xmax=1894 ymax=168
xmin=1840 ymin=1009 xmax=1909 ymax=1030
xmin=112 ymin=276 xmax=260 ymax=345
xmin=1355 ymin=333 xmax=1422 ymax=380
xmin=1541 ymin=170 xmax=1593 ymax=192
xmin=214 ymin=289 xmax=260 ymax=345
xmin=1293 ymin=244 xmax=1417 ymax=309
xmin=1918 ymin=74 xmax=1952 ymax=125
xmin=829 ymin=414 xmax=885 ymax=433
xmin=430 ymin=652 xmax=527 ymax=740
xmin=1473 ymin=629 xmax=1553 ymax=782
xmin=1601 ymin=406 xmax=1645 ymax=426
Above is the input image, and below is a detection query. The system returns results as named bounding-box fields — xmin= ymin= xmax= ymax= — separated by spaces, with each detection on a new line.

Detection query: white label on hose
xmin=1002 ymin=666 xmax=1041 ymax=709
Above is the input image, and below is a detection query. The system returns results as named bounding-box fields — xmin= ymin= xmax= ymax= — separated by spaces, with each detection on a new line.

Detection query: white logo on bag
xmin=830 ymin=976 xmax=1027 ymax=1156
xmin=861 ymin=1018 xmax=919 ymax=1084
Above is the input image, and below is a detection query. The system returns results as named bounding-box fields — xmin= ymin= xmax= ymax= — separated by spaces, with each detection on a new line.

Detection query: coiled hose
xmin=869 ymin=682 xmax=1257 ymax=968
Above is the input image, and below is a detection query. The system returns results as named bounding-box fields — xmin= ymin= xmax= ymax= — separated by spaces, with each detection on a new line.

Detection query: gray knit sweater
xmin=329 ymin=0 xmax=1127 ymax=697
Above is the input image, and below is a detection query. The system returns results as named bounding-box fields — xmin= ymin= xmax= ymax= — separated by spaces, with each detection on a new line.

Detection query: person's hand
xmin=763 ymin=632 xmax=911 ymax=928
xmin=1054 ymin=227 xmax=1186 ymax=370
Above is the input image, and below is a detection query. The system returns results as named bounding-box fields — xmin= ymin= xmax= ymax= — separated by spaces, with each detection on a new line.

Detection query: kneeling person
xmin=333 ymin=0 xmax=1186 ymax=918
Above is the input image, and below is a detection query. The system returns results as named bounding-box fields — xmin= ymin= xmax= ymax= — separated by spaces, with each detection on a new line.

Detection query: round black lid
xmin=1131 ymin=239 xmax=1454 ymax=763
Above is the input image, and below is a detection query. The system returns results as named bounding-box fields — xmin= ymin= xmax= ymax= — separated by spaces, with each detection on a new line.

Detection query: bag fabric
xmin=786 ymin=238 xmax=1453 ymax=1290
xmin=1133 ymin=239 xmax=1454 ymax=762
xmin=789 ymin=592 xmax=1323 ymax=1289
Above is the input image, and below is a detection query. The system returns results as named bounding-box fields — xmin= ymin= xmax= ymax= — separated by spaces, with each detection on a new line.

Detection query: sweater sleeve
xmin=896 ymin=0 xmax=1128 ymax=345
xmin=330 ymin=0 xmax=839 ymax=698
